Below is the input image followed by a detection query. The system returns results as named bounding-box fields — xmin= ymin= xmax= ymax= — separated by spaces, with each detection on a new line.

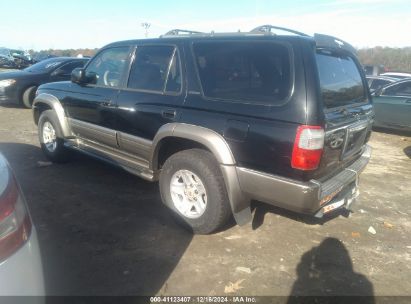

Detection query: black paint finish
xmin=36 ymin=34 xmax=373 ymax=182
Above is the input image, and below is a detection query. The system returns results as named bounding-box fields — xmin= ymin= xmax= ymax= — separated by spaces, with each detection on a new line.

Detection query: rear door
xmin=115 ymin=43 xmax=185 ymax=159
xmin=373 ymin=80 xmax=411 ymax=128
xmin=313 ymin=49 xmax=373 ymax=179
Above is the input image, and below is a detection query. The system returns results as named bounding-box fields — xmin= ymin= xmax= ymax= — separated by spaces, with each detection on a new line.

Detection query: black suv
xmin=32 ymin=26 xmax=373 ymax=234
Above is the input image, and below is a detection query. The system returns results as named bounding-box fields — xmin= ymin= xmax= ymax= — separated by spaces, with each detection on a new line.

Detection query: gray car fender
xmin=33 ymin=93 xmax=72 ymax=137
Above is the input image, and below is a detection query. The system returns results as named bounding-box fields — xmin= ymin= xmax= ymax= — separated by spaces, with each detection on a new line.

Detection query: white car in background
xmin=0 ymin=153 xmax=44 ymax=295
xmin=380 ymin=72 xmax=411 ymax=79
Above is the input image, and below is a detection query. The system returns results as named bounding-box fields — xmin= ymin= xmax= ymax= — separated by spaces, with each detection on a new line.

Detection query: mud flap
xmin=233 ymin=208 xmax=252 ymax=226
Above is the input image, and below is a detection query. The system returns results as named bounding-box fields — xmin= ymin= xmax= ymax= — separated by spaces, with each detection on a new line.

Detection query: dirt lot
xmin=0 ymin=103 xmax=410 ymax=297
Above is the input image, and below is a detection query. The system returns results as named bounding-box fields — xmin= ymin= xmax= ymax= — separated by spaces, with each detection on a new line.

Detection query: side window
xmin=370 ymin=79 xmax=389 ymax=91
xmin=396 ymin=82 xmax=411 ymax=96
xmin=127 ymin=45 xmax=181 ymax=93
xmin=193 ymin=41 xmax=292 ymax=104
xmin=165 ymin=51 xmax=181 ymax=93
xmin=57 ymin=60 xmax=87 ymax=75
xmin=384 ymin=82 xmax=411 ymax=96
xmin=85 ymin=47 xmax=130 ymax=87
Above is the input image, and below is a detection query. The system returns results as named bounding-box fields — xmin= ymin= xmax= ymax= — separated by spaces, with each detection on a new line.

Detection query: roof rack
xmin=252 ymin=25 xmax=356 ymax=54
xmin=161 ymin=29 xmax=205 ymax=37
xmin=251 ymin=25 xmax=309 ymax=37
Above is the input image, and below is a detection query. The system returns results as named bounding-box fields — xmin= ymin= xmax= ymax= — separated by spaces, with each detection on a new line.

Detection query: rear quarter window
xmin=316 ymin=50 xmax=367 ymax=108
xmin=192 ymin=41 xmax=293 ymax=105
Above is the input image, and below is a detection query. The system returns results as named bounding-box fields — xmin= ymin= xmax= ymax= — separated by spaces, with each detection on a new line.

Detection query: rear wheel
xmin=38 ymin=110 xmax=71 ymax=162
xmin=159 ymin=149 xmax=231 ymax=234
xmin=22 ymin=86 xmax=37 ymax=108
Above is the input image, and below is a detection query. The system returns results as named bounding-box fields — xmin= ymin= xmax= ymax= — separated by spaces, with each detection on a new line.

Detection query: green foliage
xmin=357 ymin=47 xmax=411 ymax=73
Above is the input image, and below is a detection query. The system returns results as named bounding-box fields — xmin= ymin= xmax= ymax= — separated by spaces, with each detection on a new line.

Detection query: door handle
xmin=162 ymin=109 xmax=176 ymax=119
xmin=405 ymin=99 xmax=411 ymax=103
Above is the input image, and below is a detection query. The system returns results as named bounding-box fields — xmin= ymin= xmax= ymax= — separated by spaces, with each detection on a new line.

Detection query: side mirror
xmin=71 ymin=68 xmax=85 ymax=83
xmin=71 ymin=68 xmax=97 ymax=84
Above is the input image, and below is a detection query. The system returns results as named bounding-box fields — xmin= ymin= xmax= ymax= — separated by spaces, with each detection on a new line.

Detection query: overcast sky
xmin=1 ymin=0 xmax=410 ymax=50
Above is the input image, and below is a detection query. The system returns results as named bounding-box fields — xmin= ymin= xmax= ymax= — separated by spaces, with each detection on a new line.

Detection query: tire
xmin=159 ymin=148 xmax=232 ymax=234
xmin=38 ymin=110 xmax=71 ymax=163
xmin=22 ymin=86 xmax=37 ymax=108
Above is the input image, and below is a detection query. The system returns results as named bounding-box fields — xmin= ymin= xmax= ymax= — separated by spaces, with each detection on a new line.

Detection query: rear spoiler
xmin=314 ymin=33 xmax=357 ymax=55
xmin=251 ymin=25 xmax=357 ymax=55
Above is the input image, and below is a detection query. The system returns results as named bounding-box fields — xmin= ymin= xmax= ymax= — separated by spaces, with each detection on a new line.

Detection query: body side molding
xmin=33 ymin=93 xmax=72 ymax=137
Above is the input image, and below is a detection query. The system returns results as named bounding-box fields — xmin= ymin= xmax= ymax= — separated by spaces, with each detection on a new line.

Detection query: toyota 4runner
xmin=32 ymin=25 xmax=373 ymax=234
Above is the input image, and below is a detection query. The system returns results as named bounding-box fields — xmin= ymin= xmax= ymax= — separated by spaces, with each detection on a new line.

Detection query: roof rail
xmin=314 ymin=33 xmax=357 ymax=54
xmin=161 ymin=29 xmax=205 ymax=37
xmin=251 ymin=25 xmax=309 ymax=37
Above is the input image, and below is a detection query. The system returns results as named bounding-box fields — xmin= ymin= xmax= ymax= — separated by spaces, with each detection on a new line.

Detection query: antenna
xmin=141 ymin=22 xmax=151 ymax=38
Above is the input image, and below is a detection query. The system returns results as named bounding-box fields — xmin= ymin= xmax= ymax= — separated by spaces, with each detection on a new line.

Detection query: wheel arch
xmin=150 ymin=123 xmax=236 ymax=171
xmin=21 ymin=84 xmax=39 ymax=108
xmin=32 ymin=93 xmax=72 ymax=137
xmin=151 ymin=123 xmax=252 ymax=225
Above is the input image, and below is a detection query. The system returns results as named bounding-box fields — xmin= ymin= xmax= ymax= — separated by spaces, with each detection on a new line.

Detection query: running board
xmin=65 ymin=138 xmax=157 ymax=182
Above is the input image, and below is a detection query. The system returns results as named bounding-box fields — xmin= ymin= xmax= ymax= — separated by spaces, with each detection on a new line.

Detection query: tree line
xmin=357 ymin=47 xmax=411 ymax=73
xmin=29 ymin=48 xmax=98 ymax=58
xmin=29 ymin=46 xmax=411 ymax=73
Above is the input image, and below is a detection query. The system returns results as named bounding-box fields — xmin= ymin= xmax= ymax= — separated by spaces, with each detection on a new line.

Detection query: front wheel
xmin=38 ymin=110 xmax=71 ymax=163
xmin=159 ymin=149 xmax=232 ymax=234
xmin=22 ymin=86 xmax=37 ymax=108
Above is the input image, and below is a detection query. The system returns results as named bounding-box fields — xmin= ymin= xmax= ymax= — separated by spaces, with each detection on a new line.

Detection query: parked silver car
xmin=0 ymin=153 xmax=44 ymax=295
xmin=366 ymin=75 xmax=398 ymax=93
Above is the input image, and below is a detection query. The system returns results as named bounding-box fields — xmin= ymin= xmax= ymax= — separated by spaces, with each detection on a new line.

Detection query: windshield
xmin=316 ymin=50 xmax=367 ymax=108
xmin=24 ymin=58 xmax=64 ymax=73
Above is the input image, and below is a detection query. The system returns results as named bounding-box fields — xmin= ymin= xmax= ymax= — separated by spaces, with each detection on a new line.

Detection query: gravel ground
xmin=0 ymin=103 xmax=410 ymax=298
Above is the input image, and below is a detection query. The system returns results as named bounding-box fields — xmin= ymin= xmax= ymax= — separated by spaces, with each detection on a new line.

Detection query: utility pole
xmin=141 ymin=22 xmax=151 ymax=38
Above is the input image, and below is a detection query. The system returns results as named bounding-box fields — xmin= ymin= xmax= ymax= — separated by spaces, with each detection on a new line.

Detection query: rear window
xmin=193 ymin=41 xmax=292 ymax=104
xmin=316 ymin=50 xmax=367 ymax=108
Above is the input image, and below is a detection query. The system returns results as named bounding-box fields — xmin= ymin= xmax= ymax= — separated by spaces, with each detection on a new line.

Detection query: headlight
xmin=0 ymin=79 xmax=16 ymax=88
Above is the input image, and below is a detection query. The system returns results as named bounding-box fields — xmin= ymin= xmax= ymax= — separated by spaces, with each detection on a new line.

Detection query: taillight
xmin=0 ymin=172 xmax=32 ymax=262
xmin=291 ymin=125 xmax=325 ymax=170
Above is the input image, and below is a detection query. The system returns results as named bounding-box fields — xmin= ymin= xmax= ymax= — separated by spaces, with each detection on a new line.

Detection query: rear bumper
xmin=236 ymin=145 xmax=371 ymax=216
xmin=0 ymin=229 xmax=45 ymax=295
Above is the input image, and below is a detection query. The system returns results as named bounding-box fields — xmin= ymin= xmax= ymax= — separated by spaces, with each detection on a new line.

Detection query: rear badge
xmin=328 ymin=131 xmax=345 ymax=149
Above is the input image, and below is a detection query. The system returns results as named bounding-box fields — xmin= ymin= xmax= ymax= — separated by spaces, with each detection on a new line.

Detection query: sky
xmin=1 ymin=0 xmax=410 ymax=51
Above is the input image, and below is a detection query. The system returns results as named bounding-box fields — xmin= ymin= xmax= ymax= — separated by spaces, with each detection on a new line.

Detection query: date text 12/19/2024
xmin=150 ymin=296 xmax=257 ymax=303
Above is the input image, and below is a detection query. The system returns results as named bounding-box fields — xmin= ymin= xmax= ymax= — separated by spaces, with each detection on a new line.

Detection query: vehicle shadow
xmin=287 ymin=238 xmax=375 ymax=303
xmin=251 ymin=201 xmax=348 ymax=230
xmin=0 ymin=101 xmax=23 ymax=108
xmin=0 ymin=142 xmax=193 ymax=296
